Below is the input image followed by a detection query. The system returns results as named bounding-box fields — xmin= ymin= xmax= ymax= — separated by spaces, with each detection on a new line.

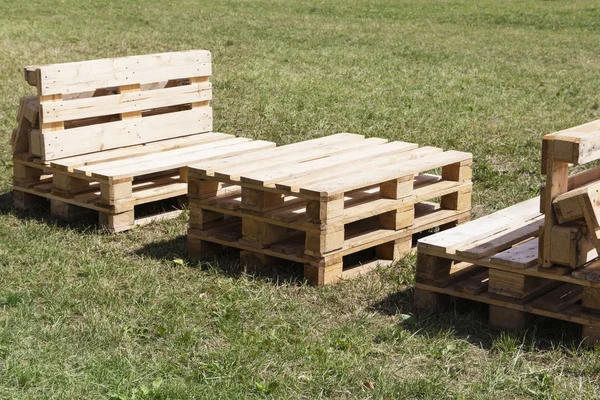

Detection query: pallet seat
xmin=11 ymin=50 xmax=274 ymax=232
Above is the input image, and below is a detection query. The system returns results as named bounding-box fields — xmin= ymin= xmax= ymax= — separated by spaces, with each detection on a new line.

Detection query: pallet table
xmin=187 ymin=133 xmax=472 ymax=285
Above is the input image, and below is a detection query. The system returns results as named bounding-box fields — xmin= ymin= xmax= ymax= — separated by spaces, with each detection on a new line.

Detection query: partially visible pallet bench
xmin=414 ymin=197 xmax=600 ymax=346
xmin=11 ymin=50 xmax=274 ymax=232
xmin=187 ymin=134 xmax=472 ymax=285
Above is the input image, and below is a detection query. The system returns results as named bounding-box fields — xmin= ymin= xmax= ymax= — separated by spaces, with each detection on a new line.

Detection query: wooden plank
xmin=490 ymin=238 xmax=539 ymax=269
xmin=418 ymin=197 xmax=541 ymax=254
xmin=86 ymin=140 xmax=276 ymax=182
xmin=553 ymin=130 xmax=600 ymax=165
xmin=553 ymin=180 xmax=600 ymax=223
xmin=275 ymin=146 xmax=443 ymax=192
xmin=456 ymin=216 xmax=543 ymax=259
xmin=31 ymin=50 xmax=211 ymax=95
xmin=216 ymin=136 xmax=386 ymax=181
xmin=39 ymin=107 xmax=213 ymax=161
xmin=572 ymin=260 xmax=600 ymax=283
xmin=74 ymin=136 xmax=253 ymax=176
xmin=239 ymin=140 xmax=418 ymax=187
xmin=51 ymin=132 xmax=231 ymax=172
xmin=529 ymin=284 xmax=583 ymax=313
xmin=298 ymin=150 xmax=472 ymax=197
xmin=189 ymin=133 xmax=364 ymax=176
xmin=41 ymin=82 xmax=211 ymax=123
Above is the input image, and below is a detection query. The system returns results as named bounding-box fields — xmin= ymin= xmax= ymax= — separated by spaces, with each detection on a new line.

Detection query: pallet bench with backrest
xmin=413 ymin=118 xmax=600 ymax=346
xmin=11 ymin=50 xmax=274 ymax=232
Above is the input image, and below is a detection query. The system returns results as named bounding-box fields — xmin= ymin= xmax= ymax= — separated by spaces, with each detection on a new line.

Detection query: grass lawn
xmin=1 ymin=0 xmax=600 ymax=398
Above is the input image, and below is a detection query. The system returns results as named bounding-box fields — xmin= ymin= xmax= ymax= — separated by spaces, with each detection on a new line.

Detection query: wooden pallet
xmin=187 ymin=133 xmax=473 ymax=285
xmin=12 ymin=50 xmax=275 ymax=232
xmin=414 ymin=197 xmax=600 ymax=346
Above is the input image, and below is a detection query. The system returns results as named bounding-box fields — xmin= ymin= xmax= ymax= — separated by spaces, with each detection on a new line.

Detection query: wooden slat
xmin=31 ymin=50 xmax=211 ymax=95
xmin=41 ymin=82 xmax=211 ymax=123
xmin=87 ymin=140 xmax=276 ymax=181
xmin=188 ymin=133 xmax=364 ymax=177
xmin=240 ymin=141 xmax=418 ymax=187
xmin=529 ymin=283 xmax=583 ymax=313
xmin=74 ymin=136 xmax=252 ymax=175
xmin=216 ymin=136 xmax=386 ymax=181
xmin=456 ymin=216 xmax=543 ymax=259
xmin=490 ymin=238 xmax=539 ymax=269
xmin=51 ymin=132 xmax=233 ymax=172
xmin=276 ymin=146 xmax=443 ymax=192
xmin=418 ymin=197 xmax=541 ymax=254
xmin=298 ymin=150 xmax=471 ymax=197
xmin=39 ymin=107 xmax=212 ymax=161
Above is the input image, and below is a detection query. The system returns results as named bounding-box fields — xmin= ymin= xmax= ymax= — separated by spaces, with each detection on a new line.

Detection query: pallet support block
xmin=188 ymin=236 xmax=222 ymax=261
xmin=305 ymin=224 xmax=344 ymax=256
xmin=52 ymin=173 xmax=91 ymax=197
xmin=100 ymin=180 xmax=133 ymax=206
xmin=303 ymin=256 xmax=343 ymax=286
xmin=13 ymin=190 xmax=47 ymax=210
xmin=376 ymin=236 xmax=413 ymax=261
xmin=489 ymin=305 xmax=532 ymax=331
xmin=99 ymin=210 xmax=135 ymax=233
xmin=379 ymin=205 xmax=414 ymax=230
xmin=414 ymin=287 xmax=450 ymax=311
xmin=51 ymin=199 xmax=95 ymax=222
xmin=416 ymin=253 xmax=453 ymax=281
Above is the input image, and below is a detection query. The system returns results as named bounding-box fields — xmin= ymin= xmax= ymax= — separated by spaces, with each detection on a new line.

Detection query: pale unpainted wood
xmin=51 ymin=132 xmax=232 ymax=172
xmin=31 ymin=50 xmax=211 ymax=95
xmin=299 ymin=150 xmax=472 ymax=197
xmin=239 ymin=140 xmax=416 ymax=187
xmin=39 ymin=106 xmax=213 ymax=161
xmin=455 ymin=216 xmax=544 ymax=259
xmin=188 ymin=133 xmax=364 ymax=177
xmin=88 ymin=140 xmax=275 ymax=182
xmin=277 ymin=146 xmax=443 ymax=193
xmin=41 ymin=82 xmax=212 ymax=123
xmin=418 ymin=197 xmax=541 ymax=254
xmin=230 ymin=137 xmax=388 ymax=183
xmin=490 ymin=238 xmax=539 ymax=269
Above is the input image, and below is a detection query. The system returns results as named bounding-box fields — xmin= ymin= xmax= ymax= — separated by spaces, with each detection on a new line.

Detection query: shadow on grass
xmin=133 ymin=235 xmax=307 ymax=286
xmin=371 ymin=287 xmax=585 ymax=351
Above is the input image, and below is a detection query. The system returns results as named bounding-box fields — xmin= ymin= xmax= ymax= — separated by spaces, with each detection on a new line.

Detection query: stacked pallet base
xmin=187 ymin=134 xmax=472 ymax=285
xmin=414 ymin=197 xmax=600 ymax=345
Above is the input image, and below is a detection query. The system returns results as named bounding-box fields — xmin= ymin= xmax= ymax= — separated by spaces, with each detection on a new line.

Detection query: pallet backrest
xmin=25 ymin=50 xmax=213 ymax=162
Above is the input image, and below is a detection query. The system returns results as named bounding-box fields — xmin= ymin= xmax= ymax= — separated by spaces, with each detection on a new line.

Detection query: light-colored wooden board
xmin=456 ymin=216 xmax=544 ymax=259
xmin=298 ymin=150 xmax=472 ymax=197
xmin=41 ymin=82 xmax=212 ymax=123
xmin=51 ymin=132 xmax=231 ymax=172
xmin=189 ymin=133 xmax=364 ymax=177
xmin=31 ymin=50 xmax=211 ymax=95
xmin=239 ymin=140 xmax=418 ymax=187
xmin=86 ymin=140 xmax=276 ymax=182
xmin=275 ymin=146 xmax=443 ymax=192
xmin=215 ymin=136 xmax=386 ymax=181
xmin=73 ymin=136 xmax=252 ymax=175
xmin=39 ymin=106 xmax=213 ymax=161
xmin=418 ymin=197 xmax=541 ymax=254
xmin=490 ymin=238 xmax=539 ymax=269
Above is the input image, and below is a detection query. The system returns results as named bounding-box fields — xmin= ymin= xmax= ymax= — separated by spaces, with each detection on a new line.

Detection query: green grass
xmin=1 ymin=0 xmax=600 ymax=398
